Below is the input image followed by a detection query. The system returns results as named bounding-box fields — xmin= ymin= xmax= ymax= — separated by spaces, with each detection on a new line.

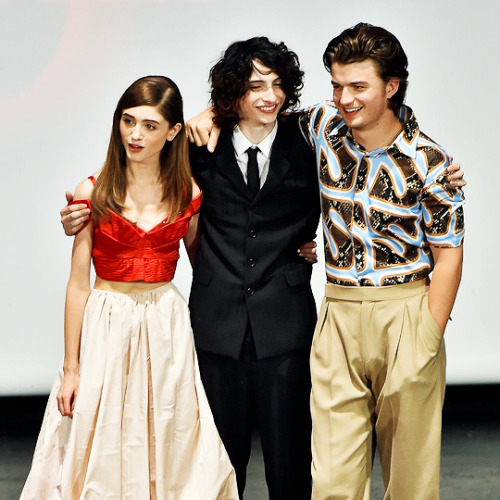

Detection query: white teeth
xmin=346 ymin=107 xmax=362 ymax=112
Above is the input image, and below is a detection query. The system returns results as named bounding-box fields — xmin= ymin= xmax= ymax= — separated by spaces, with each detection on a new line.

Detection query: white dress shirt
xmin=232 ymin=122 xmax=278 ymax=189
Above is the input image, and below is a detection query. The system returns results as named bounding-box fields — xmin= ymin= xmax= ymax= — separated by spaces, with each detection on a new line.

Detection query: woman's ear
xmin=167 ymin=123 xmax=182 ymax=141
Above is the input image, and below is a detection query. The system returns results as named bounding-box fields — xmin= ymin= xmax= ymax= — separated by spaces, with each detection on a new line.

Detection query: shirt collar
xmin=330 ymin=104 xmax=421 ymax=159
xmin=232 ymin=121 xmax=278 ymax=159
xmin=395 ymin=105 xmax=420 ymax=158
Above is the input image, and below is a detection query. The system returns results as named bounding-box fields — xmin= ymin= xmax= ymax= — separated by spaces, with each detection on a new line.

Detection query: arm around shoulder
xmin=186 ymin=107 xmax=220 ymax=152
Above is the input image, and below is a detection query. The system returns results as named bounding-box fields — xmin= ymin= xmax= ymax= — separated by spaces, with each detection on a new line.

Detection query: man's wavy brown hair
xmin=323 ymin=23 xmax=409 ymax=114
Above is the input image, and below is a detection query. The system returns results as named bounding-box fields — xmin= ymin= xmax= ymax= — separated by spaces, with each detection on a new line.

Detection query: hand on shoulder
xmin=60 ymin=170 xmax=100 ymax=236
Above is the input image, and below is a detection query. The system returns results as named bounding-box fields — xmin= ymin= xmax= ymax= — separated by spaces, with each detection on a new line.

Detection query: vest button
xmin=248 ymin=258 xmax=256 ymax=268
xmin=246 ymin=287 xmax=255 ymax=296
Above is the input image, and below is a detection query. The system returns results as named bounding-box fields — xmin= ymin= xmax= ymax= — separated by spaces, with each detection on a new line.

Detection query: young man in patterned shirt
xmin=298 ymin=23 xmax=464 ymax=499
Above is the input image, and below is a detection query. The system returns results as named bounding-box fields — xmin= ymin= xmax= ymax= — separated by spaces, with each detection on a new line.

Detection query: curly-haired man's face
xmin=237 ymin=60 xmax=285 ymax=134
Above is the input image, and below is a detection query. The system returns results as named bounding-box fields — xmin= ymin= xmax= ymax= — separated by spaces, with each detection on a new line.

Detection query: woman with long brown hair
xmin=21 ymin=76 xmax=237 ymax=499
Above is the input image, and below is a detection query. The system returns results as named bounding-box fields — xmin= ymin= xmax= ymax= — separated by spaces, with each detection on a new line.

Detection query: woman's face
xmin=119 ymin=105 xmax=180 ymax=166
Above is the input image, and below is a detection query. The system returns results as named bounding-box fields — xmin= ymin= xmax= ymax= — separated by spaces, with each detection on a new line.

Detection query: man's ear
xmin=386 ymin=79 xmax=400 ymax=100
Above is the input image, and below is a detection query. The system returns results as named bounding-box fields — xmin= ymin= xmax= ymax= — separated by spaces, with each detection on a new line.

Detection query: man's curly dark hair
xmin=210 ymin=37 xmax=304 ymax=129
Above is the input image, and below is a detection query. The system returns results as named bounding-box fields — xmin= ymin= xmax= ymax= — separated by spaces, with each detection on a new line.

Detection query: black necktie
xmin=246 ymin=147 xmax=260 ymax=197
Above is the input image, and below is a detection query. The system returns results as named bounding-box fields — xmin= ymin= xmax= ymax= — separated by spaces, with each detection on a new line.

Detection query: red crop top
xmin=70 ymin=177 xmax=202 ymax=282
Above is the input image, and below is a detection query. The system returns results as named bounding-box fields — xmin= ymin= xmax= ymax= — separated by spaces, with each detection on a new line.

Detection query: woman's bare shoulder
xmin=74 ymin=170 xmax=102 ymax=199
xmin=191 ymin=178 xmax=201 ymax=199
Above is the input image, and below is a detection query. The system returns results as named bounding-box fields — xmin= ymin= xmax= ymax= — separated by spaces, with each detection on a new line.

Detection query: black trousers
xmin=197 ymin=330 xmax=312 ymax=500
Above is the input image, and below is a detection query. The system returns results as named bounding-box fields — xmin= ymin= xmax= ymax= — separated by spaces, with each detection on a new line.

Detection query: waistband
xmin=324 ymin=279 xmax=429 ymax=302
xmin=92 ymin=281 xmax=174 ymax=298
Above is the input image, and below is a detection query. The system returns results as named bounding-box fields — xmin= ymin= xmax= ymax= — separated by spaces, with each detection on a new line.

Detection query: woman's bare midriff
xmin=94 ymin=277 xmax=170 ymax=294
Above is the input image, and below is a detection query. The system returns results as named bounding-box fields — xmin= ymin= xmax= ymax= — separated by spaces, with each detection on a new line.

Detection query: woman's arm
xmin=427 ymin=245 xmax=463 ymax=333
xmin=56 ymin=178 xmax=94 ymax=418
xmin=183 ymin=213 xmax=201 ymax=266
xmin=182 ymin=182 xmax=202 ymax=266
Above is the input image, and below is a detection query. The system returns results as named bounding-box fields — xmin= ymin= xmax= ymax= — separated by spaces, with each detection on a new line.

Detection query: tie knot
xmin=246 ymin=147 xmax=259 ymax=159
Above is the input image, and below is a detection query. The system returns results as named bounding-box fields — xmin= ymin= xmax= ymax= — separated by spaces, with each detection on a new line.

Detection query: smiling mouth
xmin=344 ymin=106 xmax=362 ymax=114
xmin=258 ymin=105 xmax=279 ymax=113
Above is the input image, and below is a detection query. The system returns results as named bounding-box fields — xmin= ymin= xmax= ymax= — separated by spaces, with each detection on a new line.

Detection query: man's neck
xmin=238 ymin=120 xmax=277 ymax=145
xmin=352 ymin=112 xmax=402 ymax=152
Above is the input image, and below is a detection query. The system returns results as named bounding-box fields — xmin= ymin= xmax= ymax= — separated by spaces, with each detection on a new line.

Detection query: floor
xmin=2 ymin=385 xmax=499 ymax=499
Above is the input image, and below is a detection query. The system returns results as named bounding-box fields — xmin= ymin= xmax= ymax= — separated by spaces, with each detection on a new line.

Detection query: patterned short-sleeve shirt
xmin=299 ymin=101 xmax=465 ymax=286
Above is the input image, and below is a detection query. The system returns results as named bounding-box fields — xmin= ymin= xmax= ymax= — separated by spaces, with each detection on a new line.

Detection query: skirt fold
xmin=21 ymin=283 xmax=237 ymax=500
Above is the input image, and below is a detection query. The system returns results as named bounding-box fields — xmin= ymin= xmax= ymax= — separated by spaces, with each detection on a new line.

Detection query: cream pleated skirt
xmin=21 ymin=283 xmax=238 ymax=500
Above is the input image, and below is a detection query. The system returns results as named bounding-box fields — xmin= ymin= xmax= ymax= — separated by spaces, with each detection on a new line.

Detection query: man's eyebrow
xmin=331 ymin=80 xmax=368 ymax=86
xmin=249 ymin=76 xmax=282 ymax=84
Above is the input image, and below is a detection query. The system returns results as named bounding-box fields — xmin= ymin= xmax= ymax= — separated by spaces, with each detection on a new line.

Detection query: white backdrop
xmin=0 ymin=0 xmax=497 ymax=394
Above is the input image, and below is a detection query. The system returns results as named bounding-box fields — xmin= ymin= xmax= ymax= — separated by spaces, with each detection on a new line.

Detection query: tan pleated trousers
xmin=310 ymin=280 xmax=446 ymax=500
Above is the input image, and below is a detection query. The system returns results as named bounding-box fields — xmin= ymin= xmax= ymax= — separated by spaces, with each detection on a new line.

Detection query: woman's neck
xmin=126 ymin=161 xmax=161 ymax=186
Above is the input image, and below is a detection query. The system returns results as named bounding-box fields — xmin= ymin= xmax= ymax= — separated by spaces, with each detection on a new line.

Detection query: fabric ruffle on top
xmin=92 ymin=191 xmax=202 ymax=283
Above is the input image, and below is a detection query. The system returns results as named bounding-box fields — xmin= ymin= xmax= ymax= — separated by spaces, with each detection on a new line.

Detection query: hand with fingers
xmin=60 ymin=191 xmax=90 ymax=236
xmin=298 ymin=240 xmax=318 ymax=264
xmin=185 ymin=108 xmax=220 ymax=152
xmin=56 ymin=371 xmax=79 ymax=418
xmin=446 ymin=159 xmax=467 ymax=188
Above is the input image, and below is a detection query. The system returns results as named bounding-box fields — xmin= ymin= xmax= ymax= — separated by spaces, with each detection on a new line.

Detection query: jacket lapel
xmin=257 ymin=122 xmax=291 ymax=200
xmin=215 ymin=130 xmax=251 ymax=198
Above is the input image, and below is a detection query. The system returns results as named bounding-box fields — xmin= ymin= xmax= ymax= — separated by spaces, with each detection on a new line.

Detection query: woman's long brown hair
xmin=91 ymin=76 xmax=192 ymax=224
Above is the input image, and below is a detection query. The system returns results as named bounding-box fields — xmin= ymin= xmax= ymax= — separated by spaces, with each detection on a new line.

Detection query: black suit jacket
xmin=189 ymin=120 xmax=320 ymax=360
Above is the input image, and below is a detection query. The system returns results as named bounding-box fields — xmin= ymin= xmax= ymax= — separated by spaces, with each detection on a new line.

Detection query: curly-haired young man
xmin=187 ymin=37 xmax=320 ymax=499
